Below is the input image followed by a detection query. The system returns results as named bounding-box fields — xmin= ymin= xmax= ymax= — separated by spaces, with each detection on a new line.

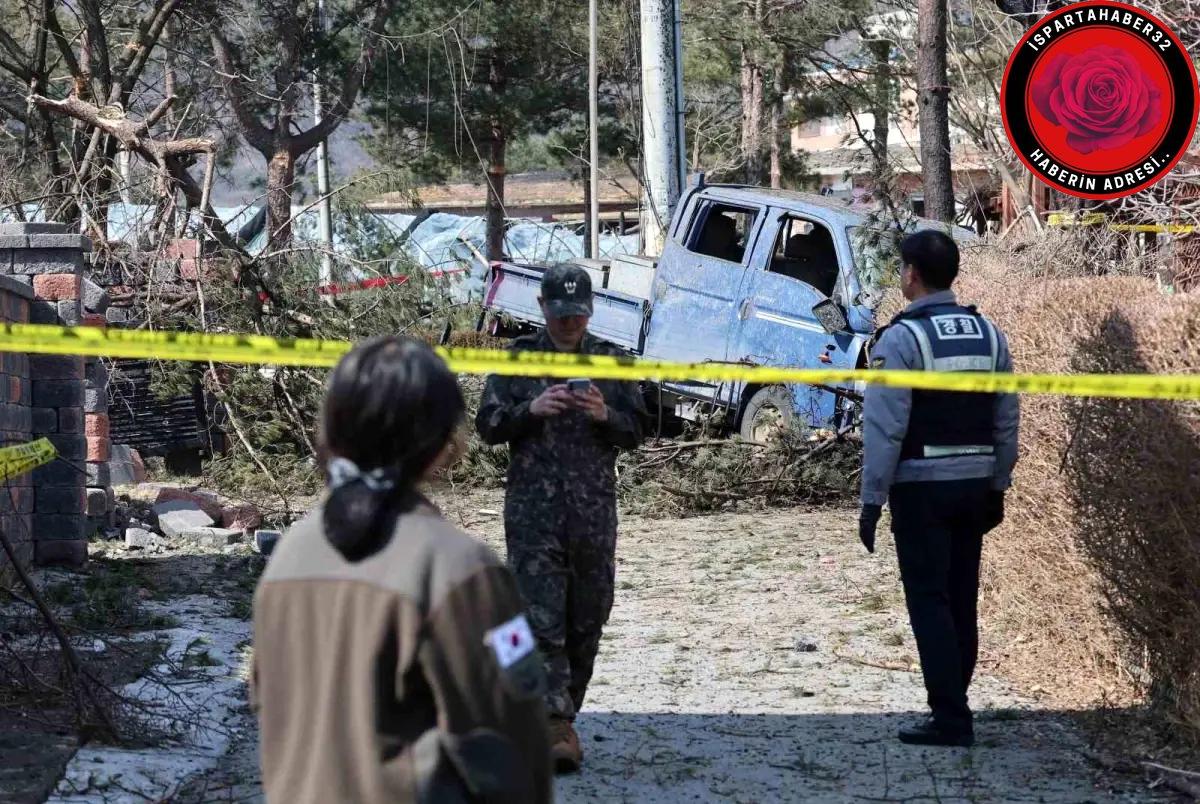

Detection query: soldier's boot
xmin=549 ymin=716 xmax=583 ymax=774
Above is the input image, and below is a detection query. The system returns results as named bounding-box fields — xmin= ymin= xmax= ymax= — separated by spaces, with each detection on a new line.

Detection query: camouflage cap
xmin=540 ymin=263 xmax=594 ymax=319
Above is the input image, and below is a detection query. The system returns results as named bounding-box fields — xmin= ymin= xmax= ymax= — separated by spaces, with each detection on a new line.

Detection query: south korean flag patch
xmin=484 ymin=614 xmax=546 ymax=699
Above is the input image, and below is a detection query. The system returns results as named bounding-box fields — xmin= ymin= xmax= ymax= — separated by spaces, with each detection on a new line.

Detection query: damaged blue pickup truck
xmin=479 ymin=177 xmax=976 ymax=440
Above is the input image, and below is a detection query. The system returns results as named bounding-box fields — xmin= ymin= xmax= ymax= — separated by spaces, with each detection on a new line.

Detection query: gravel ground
xmin=83 ymin=490 xmax=1175 ymax=802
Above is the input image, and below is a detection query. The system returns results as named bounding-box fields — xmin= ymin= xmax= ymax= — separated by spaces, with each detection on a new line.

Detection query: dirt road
xmin=162 ymin=491 xmax=1166 ymax=802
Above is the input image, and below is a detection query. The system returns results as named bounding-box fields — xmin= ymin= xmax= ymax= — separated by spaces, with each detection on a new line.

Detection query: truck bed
xmin=482 ymin=261 xmax=649 ymax=353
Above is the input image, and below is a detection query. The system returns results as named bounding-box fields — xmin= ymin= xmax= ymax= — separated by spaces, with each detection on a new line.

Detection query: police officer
xmin=476 ymin=263 xmax=646 ymax=773
xmin=859 ymin=230 xmax=1019 ymax=747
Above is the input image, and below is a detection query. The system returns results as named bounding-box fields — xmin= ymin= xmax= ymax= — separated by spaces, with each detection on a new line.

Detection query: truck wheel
xmin=739 ymin=386 xmax=795 ymax=444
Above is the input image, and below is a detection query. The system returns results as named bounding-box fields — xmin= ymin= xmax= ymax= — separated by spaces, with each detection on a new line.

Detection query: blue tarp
xmin=3 ymin=203 xmax=639 ymax=302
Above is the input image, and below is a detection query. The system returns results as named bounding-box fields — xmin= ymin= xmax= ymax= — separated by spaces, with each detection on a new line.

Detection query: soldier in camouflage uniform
xmin=476 ymin=263 xmax=646 ymax=773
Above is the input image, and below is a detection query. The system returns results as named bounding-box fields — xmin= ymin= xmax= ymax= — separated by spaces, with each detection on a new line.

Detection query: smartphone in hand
xmin=567 ymin=378 xmax=592 ymax=393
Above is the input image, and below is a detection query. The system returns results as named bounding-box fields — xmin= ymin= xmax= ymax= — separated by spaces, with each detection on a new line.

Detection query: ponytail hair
xmin=317 ymin=336 xmax=464 ymax=562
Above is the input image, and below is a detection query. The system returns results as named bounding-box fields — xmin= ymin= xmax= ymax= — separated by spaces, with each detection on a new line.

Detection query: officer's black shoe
xmin=898 ymin=718 xmax=974 ymax=747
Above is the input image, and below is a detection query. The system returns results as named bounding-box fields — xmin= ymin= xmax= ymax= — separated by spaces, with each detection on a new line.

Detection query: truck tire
xmin=739 ymin=386 xmax=795 ymax=444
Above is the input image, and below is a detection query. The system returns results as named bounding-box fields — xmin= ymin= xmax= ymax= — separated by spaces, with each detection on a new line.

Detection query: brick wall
xmin=0 ymin=222 xmax=110 ymax=568
xmin=0 ymin=276 xmax=33 ymax=573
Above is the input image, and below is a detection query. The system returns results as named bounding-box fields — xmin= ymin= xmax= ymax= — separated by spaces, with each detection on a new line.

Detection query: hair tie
xmin=328 ymin=457 xmax=397 ymax=492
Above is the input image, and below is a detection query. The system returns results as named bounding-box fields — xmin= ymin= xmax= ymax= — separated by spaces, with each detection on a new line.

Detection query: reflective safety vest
xmin=891 ymin=303 xmax=1000 ymax=461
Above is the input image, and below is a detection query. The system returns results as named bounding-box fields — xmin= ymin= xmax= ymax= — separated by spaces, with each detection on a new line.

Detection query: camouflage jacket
xmin=475 ymin=331 xmax=646 ymax=498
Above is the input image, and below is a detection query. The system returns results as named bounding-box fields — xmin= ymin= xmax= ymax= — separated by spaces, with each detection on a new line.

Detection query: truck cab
xmin=479 ymin=181 xmax=976 ymax=440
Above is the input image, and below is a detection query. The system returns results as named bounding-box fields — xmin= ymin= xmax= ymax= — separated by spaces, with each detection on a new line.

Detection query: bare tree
xmin=204 ymin=0 xmax=397 ymax=250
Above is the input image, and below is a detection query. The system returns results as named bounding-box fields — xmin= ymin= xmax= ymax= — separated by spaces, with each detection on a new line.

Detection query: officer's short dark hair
xmin=900 ymin=230 xmax=959 ymax=290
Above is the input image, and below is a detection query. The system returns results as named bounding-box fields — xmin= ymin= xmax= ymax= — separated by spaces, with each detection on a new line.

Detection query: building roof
xmin=369 ymin=169 xmax=641 ymax=213
xmin=803 ymin=144 xmax=990 ymax=175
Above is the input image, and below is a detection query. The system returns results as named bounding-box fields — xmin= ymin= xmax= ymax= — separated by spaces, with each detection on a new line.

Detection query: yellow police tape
xmin=0 ymin=323 xmax=1198 ymax=401
xmin=0 ymin=438 xmax=57 ymax=483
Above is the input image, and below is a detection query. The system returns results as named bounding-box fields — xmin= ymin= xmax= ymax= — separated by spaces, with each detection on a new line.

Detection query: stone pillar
xmin=0 ymin=275 xmax=34 ymax=576
xmin=1 ymin=222 xmax=91 ymax=567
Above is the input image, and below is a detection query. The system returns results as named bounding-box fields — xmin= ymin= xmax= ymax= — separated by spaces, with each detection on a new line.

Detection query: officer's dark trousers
xmin=505 ymin=492 xmax=617 ymax=721
xmin=889 ymin=477 xmax=990 ymax=734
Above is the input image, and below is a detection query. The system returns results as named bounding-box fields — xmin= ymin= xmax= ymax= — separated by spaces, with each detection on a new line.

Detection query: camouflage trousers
xmin=504 ymin=490 xmax=618 ymax=721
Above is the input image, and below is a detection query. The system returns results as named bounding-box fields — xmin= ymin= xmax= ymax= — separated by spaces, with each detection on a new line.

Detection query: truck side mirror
xmin=812 ymin=298 xmax=850 ymax=335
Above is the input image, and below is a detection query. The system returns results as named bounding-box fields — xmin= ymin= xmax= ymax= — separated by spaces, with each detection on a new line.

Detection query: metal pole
xmin=639 ymin=0 xmax=682 ymax=256
xmin=315 ymin=0 xmax=334 ymax=296
xmin=588 ymin=0 xmax=600 ymax=260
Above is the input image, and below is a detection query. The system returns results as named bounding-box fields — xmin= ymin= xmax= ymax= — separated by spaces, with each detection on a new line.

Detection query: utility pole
xmin=588 ymin=0 xmax=600 ymax=259
xmin=314 ymin=0 xmax=335 ymax=294
xmin=639 ymin=0 xmax=685 ymax=256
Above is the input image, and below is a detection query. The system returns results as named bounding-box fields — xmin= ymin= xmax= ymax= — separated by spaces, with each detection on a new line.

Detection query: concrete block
xmin=32 ymin=273 xmax=80 ymax=301
xmin=0 ymin=222 xmax=69 ymax=235
xmin=33 ymin=459 xmax=84 ymax=486
xmin=86 ymin=437 xmax=109 ymax=462
xmin=109 ymin=444 xmax=146 ymax=485
xmin=85 ymin=359 xmax=108 ymax=388
xmin=27 ymin=233 xmax=88 ymax=249
xmin=84 ymin=387 xmax=108 ymax=413
xmin=81 ymin=313 xmax=105 ymax=327
xmin=10 ymin=274 xmax=30 ymax=285
xmin=6 ymin=297 xmax=27 ymax=324
xmin=81 ymin=278 xmax=110 ymax=313
xmin=58 ymin=407 xmax=83 ymax=434
xmin=222 ymin=503 xmax=262 ymax=531
xmin=30 ymin=355 xmax=84 ymax=380
xmin=254 ymin=529 xmax=282 ymax=556
xmin=8 ymin=376 xmax=20 ymax=405
xmin=86 ymin=488 xmax=108 ymax=517
xmin=154 ymin=500 xmax=214 ymax=538
xmin=180 ymin=527 xmax=242 ymax=549
xmin=37 ymin=486 xmax=85 ymax=514
xmin=34 ymin=539 xmax=87 ymax=567
xmin=15 ymin=248 xmax=84 ymax=274
xmin=0 ymin=402 xmax=30 ymax=433
xmin=85 ymin=413 xmax=109 ymax=438
xmin=124 ymin=527 xmax=161 ymax=550
xmin=105 ymin=307 xmax=129 ymax=324
xmin=33 ymin=380 xmax=84 ymax=408
xmin=32 ymin=407 xmax=57 ymax=433
xmin=56 ymin=300 xmax=81 ymax=326
xmin=86 ymin=462 xmax=110 ymax=486
xmin=156 ymin=487 xmax=224 ymax=520
xmin=11 ymin=486 xmax=33 ymax=514
xmin=47 ymin=434 xmax=86 ymax=461
xmin=30 ymin=300 xmax=58 ymax=324
xmin=0 ymin=235 xmax=28 ymax=248
xmin=33 ymin=513 xmax=86 ymax=541
xmin=0 ymin=250 xmax=12 ymax=273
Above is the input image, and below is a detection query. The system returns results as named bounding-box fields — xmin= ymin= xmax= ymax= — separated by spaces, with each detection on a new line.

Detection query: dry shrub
xmin=919 ymin=248 xmax=1200 ymax=737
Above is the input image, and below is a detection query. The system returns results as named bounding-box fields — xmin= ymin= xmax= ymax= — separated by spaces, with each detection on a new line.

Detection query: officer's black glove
xmin=983 ymin=490 xmax=1005 ymax=533
xmin=859 ymin=504 xmax=882 ymax=554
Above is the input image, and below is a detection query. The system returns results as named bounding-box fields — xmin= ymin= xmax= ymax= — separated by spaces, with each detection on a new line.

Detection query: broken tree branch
xmin=0 ymin=522 xmax=119 ymax=739
xmin=1143 ymin=762 xmax=1200 ymax=798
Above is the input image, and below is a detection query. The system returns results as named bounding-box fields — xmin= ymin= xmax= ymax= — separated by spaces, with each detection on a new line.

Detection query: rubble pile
xmin=111 ymin=486 xmax=279 ymax=555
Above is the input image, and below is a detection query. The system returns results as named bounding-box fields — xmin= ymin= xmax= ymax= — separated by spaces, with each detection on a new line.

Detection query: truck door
xmin=643 ymin=198 xmax=764 ymax=401
xmin=730 ymin=210 xmax=865 ymax=428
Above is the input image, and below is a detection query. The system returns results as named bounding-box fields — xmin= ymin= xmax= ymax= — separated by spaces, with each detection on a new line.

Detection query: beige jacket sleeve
xmin=420 ymin=563 xmax=553 ymax=804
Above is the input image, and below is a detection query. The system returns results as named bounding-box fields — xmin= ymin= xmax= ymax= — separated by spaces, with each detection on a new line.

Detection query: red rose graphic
xmin=1031 ymin=45 xmax=1164 ymax=154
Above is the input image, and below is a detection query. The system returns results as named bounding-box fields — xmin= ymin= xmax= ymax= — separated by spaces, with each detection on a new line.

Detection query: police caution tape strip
xmin=0 ymin=438 xmax=58 ymax=483
xmin=0 ymin=324 xmax=1198 ymax=401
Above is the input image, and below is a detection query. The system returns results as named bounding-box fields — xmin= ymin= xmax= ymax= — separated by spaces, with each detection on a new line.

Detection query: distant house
xmin=368 ymin=169 xmax=642 ymax=229
xmin=788 ymin=11 xmax=999 ymax=230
